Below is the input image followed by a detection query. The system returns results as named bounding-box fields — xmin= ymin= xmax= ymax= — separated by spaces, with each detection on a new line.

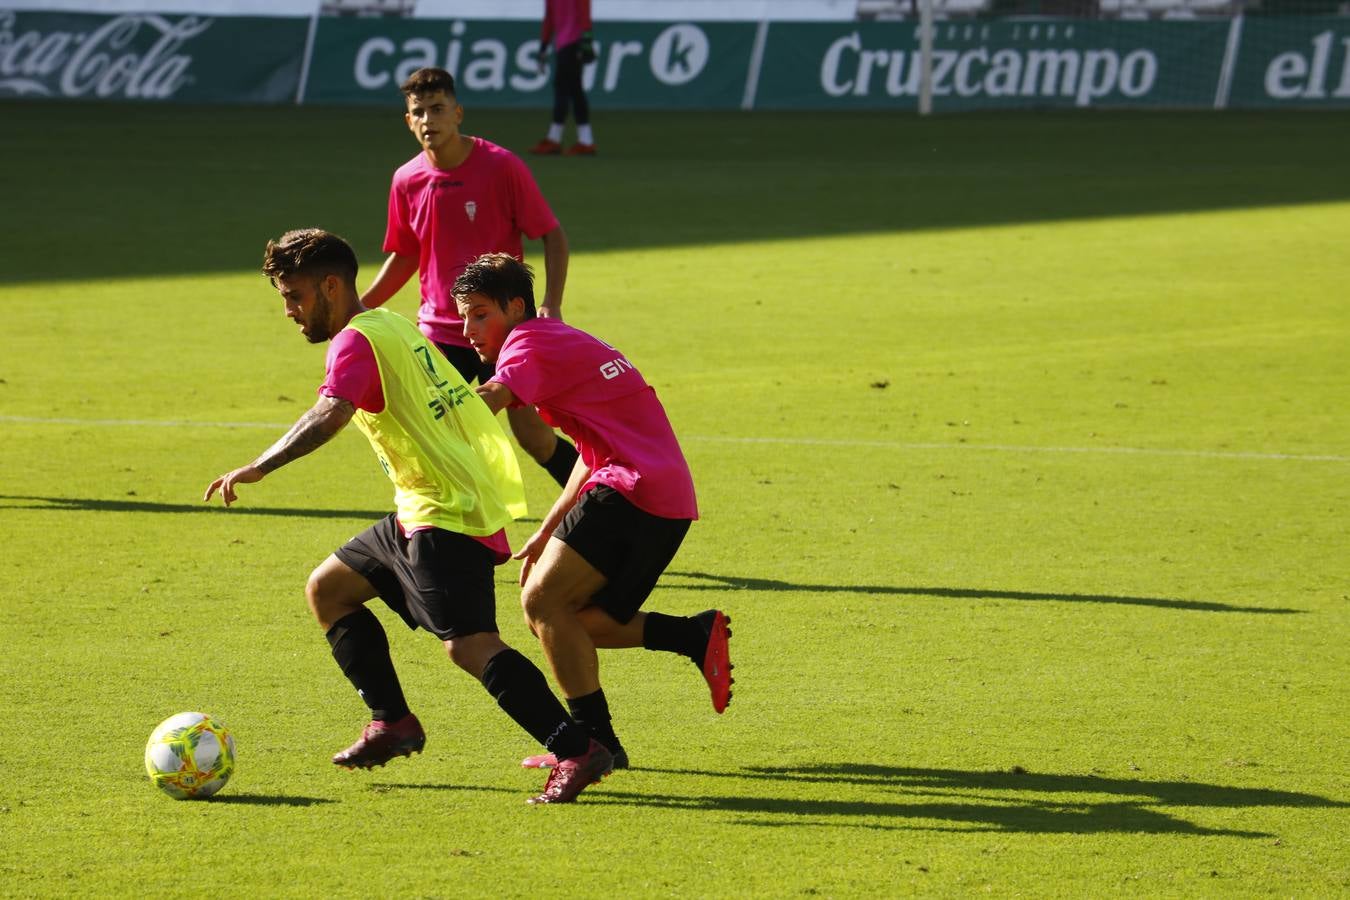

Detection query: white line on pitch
xmin=686 ymin=435 xmax=1348 ymax=463
xmin=1 ymin=415 xmax=1344 ymax=463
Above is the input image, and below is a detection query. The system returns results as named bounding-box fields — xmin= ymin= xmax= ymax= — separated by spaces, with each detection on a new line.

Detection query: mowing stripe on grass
xmin=2 ymin=415 xmax=1344 ymax=463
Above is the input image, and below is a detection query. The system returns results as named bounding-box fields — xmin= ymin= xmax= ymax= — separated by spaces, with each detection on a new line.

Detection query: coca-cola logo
xmin=0 ymin=12 xmax=212 ymax=99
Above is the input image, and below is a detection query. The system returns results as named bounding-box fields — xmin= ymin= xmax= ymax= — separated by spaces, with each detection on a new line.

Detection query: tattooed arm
xmin=204 ymin=395 xmax=355 ymax=506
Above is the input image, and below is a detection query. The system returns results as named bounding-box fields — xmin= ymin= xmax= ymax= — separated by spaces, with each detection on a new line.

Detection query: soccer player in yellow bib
xmin=204 ymin=229 xmax=612 ymax=804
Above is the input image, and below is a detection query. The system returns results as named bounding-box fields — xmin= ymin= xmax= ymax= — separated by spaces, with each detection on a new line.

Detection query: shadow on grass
xmin=0 ymin=494 xmax=389 ymax=521
xmin=208 ymin=793 xmax=335 ymax=806
xmin=3 ymin=106 xmax=1349 ymax=285
xmin=0 ymin=494 xmax=542 ymax=525
xmin=665 ymin=571 xmax=1300 ymax=615
xmin=598 ymin=763 xmax=1345 ymax=835
xmin=366 ymin=783 xmax=519 ymax=794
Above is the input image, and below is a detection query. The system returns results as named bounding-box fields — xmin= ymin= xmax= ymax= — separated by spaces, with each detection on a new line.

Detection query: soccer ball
xmin=144 ymin=712 xmax=235 ymax=800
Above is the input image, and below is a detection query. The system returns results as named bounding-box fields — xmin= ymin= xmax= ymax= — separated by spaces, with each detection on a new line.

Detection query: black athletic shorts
xmin=334 ymin=515 xmax=497 ymax=641
xmin=554 ymin=485 xmax=691 ymax=625
xmin=435 ymin=342 xmax=495 ymax=385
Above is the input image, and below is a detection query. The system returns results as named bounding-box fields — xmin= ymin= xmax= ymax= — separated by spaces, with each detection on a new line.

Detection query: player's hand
xmin=203 ymin=465 xmax=264 ymax=507
xmin=512 ymin=528 xmax=550 ymax=586
xmin=537 ymin=49 xmax=548 ymax=73
xmin=538 ymin=303 xmax=562 ymax=321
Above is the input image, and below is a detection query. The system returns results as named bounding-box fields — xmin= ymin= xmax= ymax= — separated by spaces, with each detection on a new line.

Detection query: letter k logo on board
xmin=650 ymin=24 xmax=709 ymax=86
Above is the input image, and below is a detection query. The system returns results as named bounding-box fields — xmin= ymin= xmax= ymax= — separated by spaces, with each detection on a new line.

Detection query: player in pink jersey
xmin=529 ymin=0 xmax=598 ymax=156
xmin=360 ymin=66 xmax=580 ymax=490
xmin=453 ymin=252 xmax=734 ymax=771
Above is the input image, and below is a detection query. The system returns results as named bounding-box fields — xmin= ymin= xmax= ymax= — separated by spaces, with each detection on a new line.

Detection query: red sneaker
xmin=528 ymin=139 xmax=562 ymax=155
xmin=527 ymin=739 xmax=614 ymax=804
xmin=701 ymin=610 xmax=734 ymax=713
xmin=563 ymin=142 xmax=597 ymax=156
xmin=523 ymin=745 xmax=629 ymax=770
xmin=331 ymin=714 xmax=425 ymax=769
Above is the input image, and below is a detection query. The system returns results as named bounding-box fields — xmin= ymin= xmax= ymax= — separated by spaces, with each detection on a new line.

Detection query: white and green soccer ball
xmin=144 ymin=712 xmax=235 ymax=800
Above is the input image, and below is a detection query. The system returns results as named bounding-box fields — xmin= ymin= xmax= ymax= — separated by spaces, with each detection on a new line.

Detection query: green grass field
xmin=1 ymin=102 xmax=1347 ymax=896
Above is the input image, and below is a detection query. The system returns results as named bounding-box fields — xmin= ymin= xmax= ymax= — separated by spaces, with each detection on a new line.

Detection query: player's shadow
xmin=0 ymin=494 xmax=543 ymax=525
xmin=0 ymin=494 xmax=388 ymax=521
xmin=365 ymin=782 xmax=520 ymax=796
xmin=207 ymin=793 xmax=335 ymax=807
xmin=596 ymin=763 xmax=1345 ymax=835
xmin=664 ymin=571 xmax=1299 ymax=615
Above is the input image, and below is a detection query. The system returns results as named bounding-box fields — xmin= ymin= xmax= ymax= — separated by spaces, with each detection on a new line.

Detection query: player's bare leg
xmin=581 ymin=605 xmax=735 ymax=712
xmin=517 ymin=537 xmax=633 ymax=772
xmin=520 ymin=536 xmax=608 ymax=698
xmin=305 ymin=553 xmax=377 ymax=631
xmin=577 ymin=606 xmax=646 ymax=649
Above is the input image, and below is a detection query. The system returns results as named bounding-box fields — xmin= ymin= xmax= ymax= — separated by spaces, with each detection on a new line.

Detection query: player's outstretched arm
xmin=203 ymin=395 xmax=355 ymax=506
xmin=360 ymin=252 xmax=418 ymax=309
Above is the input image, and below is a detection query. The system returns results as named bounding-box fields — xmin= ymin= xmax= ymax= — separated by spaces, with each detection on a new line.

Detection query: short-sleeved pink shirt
xmin=383 ymin=138 xmax=558 ymax=348
xmin=490 ymin=319 xmax=698 ymax=521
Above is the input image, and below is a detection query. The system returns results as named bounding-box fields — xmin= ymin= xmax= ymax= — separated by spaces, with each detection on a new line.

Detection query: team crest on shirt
xmin=464 ymin=200 xmax=477 ymax=222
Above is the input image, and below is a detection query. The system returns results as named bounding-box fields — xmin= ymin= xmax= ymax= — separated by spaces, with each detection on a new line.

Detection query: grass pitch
xmin=0 ymin=102 xmax=1347 ymax=896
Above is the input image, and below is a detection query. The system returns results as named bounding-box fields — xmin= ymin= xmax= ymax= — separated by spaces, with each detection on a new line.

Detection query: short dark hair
xmin=400 ymin=67 xmax=456 ymax=99
xmin=452 ymin=253 xmax=536 ymax=318
xmin=261 ymin=228 xmax=358 ymax=288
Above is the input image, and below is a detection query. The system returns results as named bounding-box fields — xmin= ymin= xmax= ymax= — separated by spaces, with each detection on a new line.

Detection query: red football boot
xmin=331 ymin=714 xmax=425 ymax=769
xmin=700 ymin=610 xmax=734 ymax=713
xmin=522 ymin=745 xmax=629 ymax=770
xmin=527 ymin=739 xmax=614 ymax=804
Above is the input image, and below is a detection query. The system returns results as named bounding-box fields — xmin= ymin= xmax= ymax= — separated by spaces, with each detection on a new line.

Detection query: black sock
xmin=542 ymin=437 xmax=579 ymax=488
xmin=326 ymin=609 xmax=411 ymax=723
xmin=481 ymin=649 xmax=590 ymax=760
xmin=642 ymin=611 xmax=710 ymax=666
xmin=567 ymin=689 xmax=621 ymax=754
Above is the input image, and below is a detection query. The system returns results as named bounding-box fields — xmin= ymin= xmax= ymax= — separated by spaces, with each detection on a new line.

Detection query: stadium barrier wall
xmin=2 ymin=10 xmax=1348 ymax=109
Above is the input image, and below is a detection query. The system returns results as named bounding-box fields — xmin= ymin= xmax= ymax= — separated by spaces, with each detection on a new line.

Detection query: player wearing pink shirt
xmin=361 ymin=67 xmax=580 ymax=491
xmin=529 ymin=0 xmax=598 ymax=156
xmin=205 ymin=230 xmax=612 ymax=804
xmin=454 ymin=253 xmax=734 ymax=771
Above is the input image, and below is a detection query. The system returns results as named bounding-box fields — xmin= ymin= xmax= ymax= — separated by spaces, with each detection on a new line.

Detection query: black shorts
xmin=435 ymin=342 xmax=495 ymax=385
xmin=554 ymin=485 xmax=691 ymax=625
xmin=334 ymin=515 xmax=497 ymax=641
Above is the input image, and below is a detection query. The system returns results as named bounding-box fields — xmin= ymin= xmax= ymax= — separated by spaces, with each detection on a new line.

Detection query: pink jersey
xmin=320 ymin=326 xmax=511 ymax=561
xmin=541 ymin=0 xmax=592 ymax=50
xmin=491 ymin=318 xmax=698 ymax=520
xmin=383 ymin=137 xmax=558 ymax=348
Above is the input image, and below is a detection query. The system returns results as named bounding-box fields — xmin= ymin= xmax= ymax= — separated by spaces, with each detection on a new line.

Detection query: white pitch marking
xmin=686 ymin=435 xmax=1349 ymax=463
xmin=1 ymin=415 xmax=1345 ymax=463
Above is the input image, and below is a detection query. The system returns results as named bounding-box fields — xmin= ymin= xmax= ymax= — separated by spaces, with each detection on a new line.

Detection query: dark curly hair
xmin=261 ymin=228 xmax=358 ymax=288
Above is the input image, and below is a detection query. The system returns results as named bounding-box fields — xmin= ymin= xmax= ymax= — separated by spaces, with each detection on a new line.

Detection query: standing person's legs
xmin=530 ymin=44 xmax=570 ymax=153
xmin=550 ymin=45 xmax=575 ymax=137
xmin=558 ymin=42 xmax=594 ymax=150
xmin=434 ymin=342 xmax=486 ymax=386
xmin=507 ymin=406 xmax=578 ymax=487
